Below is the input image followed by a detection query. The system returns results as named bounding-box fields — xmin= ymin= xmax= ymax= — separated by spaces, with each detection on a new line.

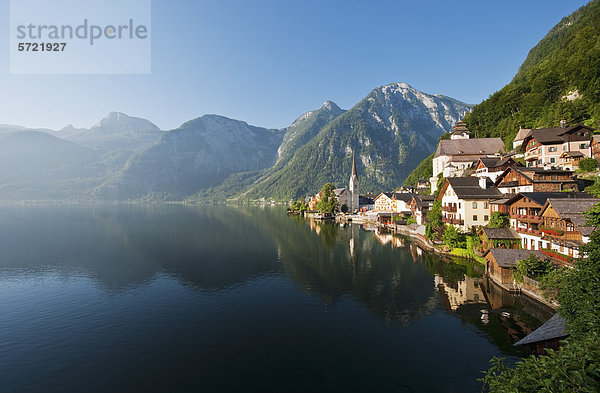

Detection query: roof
xmin=351 ymin=152 xmax=358 ymax=178
xmin=544 ymin=198 xmax=599 ymax=236
xmin=495 ymin=167 xmax=575 ymax=187
xmin=412 ymin=194 xmax=435 ymax=209
xmin=523 ymin=124 xmax=594 ymax=147
xmin=481 ymin=227 xmax=520 ymax=240
xmin=560 ymin=151 xmax=585 ymax=158
xmin=515 ymin=314 xmax=568 ymax=346
xmin=434 ymin=138 xmax=505 ymax=158
xmin=333 ymin=188 xmax=348 ymax=197
xmin=514 ymin=128 xmax=532 ymax=142
xmin=478 ymin=156 xmax=516 ymax=169
xmin=379 ymin=192 xmax=414 ymax=202
xmin=507 ymin=192 xmax=593 ymax=207
xmin=452 ymin=120 xmax=470 ymax=133
xmin=444 ymin=177 xmax=502 ymax=199
xmin=485 ymin=249 xmax=547 ymax=268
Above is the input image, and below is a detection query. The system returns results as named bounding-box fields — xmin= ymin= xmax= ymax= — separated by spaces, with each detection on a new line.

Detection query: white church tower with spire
xmin=349 ymin=152 xmax=359 ymax=212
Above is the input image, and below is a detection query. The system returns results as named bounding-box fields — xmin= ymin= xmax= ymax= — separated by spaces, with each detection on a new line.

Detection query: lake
xmin=0 ymin=205 xmax=554 ymax=392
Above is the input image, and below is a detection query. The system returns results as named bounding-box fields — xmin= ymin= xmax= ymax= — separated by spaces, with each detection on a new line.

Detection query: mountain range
xmin=0 ymin=83 xmax=469 ymax=201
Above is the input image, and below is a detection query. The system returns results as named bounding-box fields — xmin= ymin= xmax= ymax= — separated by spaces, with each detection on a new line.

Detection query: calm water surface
xmin=0 ymin=205 xmax=554 ymax=392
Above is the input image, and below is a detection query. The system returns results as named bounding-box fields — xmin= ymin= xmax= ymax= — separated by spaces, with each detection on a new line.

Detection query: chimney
xmin=479 ymin=177 xmax=488 ymax=189
xmin=560 ymin=120 xmax=567 ymax=128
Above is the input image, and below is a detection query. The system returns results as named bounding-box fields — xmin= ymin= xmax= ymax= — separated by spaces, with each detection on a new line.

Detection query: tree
xmin=513 ymin=254 xmax=553 ymax=283
xmin=427 ymin=200 xmax=443 ymax=228
xmin=316 ymin=182 xmax=340 ymax=214
xmin=443 ymin=225 xmax=465 ymax=248
xmin=488 ymin=212 xmax=510 ymax=228
xmin=579 ymin=157 xmax=598 ymax=172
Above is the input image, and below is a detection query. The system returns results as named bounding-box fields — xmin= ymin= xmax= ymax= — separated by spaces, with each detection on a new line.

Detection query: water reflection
xmin=0 ymin=205 xmax=553 ymax=347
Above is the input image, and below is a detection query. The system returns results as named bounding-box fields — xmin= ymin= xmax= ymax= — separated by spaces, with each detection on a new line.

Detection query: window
xmin=484 ymin=215 xmax=489 ymax=221
xmin=473 ymin=215 xmax=478 ymax=221
xmin=580 ymin=143 xmax=589 ymax=149
xmin=549 ymin=146 xmax=557 ymax=152
xmin=550 ymin=158 xmax=556 ymax=164
xmin=484 ymin=202 xmax=488 ymax=209
xmin=472 ymin=202 xmax=477 ymax=209
xmin=552 ymin=175 xmax=557 ymax=180
xmin=458 ymin=203 xmax=461 ymax=209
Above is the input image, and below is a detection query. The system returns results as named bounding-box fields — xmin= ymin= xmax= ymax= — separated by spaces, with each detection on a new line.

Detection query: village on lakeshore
xmin=290 ymin=119 xmax=600 ymax=318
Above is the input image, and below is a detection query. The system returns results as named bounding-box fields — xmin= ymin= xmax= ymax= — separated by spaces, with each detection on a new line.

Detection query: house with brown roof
xmin=494 ymin=167 xmax=578 ymax=195
xmin=410 ymin=194 xmax=435 ymax=225
xmin=520 ymin=123 xmax=593 ymax=168
xmin=515 ymin=313 xmax=568 ymax=355
xmin=503 ymin=192 xmax=593 ymax=252
xmin=538 ymin=197 xmax=599 ymax=264
xmin=433 ymin=137 xmax=506 ymax=178
xmin=474 ymin=156 xmax=519 ymax=182
xmin=437 ymin=177 xmax=502 ymax=230
xmin=591 ymin=134 xmax=600 ymax=163
xmin=373 ymin=192 xmax=414 ymax=214
xmin=478 ymin=227 xmax=521 ymax=253
xmin=484 ymin=249 xmax=547 ymax=289
xmin=512 ymin=127 xmax=532 ymax=150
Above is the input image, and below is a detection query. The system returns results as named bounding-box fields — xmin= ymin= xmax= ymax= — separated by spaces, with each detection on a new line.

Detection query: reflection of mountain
xmin=273 ymin=221 xmax=439 ymax=325
xmin=0 ymin=205 xmax=283 ymax=291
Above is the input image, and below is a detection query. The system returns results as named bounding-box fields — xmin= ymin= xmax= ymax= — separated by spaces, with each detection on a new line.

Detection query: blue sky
xmin=0 ymin=0 xmax=590 ymax=130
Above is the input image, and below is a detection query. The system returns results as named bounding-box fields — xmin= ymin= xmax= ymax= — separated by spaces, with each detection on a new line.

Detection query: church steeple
xmin=349 ymin=151 xmax=359 ymax=212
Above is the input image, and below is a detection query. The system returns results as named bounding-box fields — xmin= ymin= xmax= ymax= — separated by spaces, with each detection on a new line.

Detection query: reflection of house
xmin=538 ymin=197 xmax=599 ymax=264
xmin=515 ymin=314 xmax=568 ymax=355
xmin=410 ymin=194 xmax=435 ymax=225
xmin=521 ymin=123 xmax=593 ymax=168
xmin=494 ymin=167 xmax=578 ymax=195
xmin=437 ymin=177 xmax=502 ymax=230
xmin=479 ymin=227 xmax=520 ymax=252
xmin=435 ymin=275 xmax=485 ymax=311
xmin=484 ymin=249 xmax=547 ymax=289
xmin=373 ymin=229 xmax=405 ymax=248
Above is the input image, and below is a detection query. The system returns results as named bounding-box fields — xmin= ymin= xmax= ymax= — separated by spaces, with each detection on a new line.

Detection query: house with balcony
xmin=504 ymin=192 xmax=592 ymax=251
xmin=538 ymin=197 xmax=599 ymax=264
xmin=559 ymin=151 xmax=585 ymax=171
xmin=520 ymin=123 xmax=593 ymax=168
xmin=410 ymin=194 xmax=435 ymax=225
xmin=494 ymin=167 xmax=578 ymax=195
xmin=437 ymin=177 xmax=502 ymax=231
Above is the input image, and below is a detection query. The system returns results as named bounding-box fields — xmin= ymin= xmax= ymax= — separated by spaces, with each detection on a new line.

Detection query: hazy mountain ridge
xmin=0 ymin=84 xmax=469 ymax=201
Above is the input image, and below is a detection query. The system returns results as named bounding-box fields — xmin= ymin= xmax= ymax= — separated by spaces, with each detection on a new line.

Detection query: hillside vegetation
xmin=463 ymin=0 xmax=600 ymax=146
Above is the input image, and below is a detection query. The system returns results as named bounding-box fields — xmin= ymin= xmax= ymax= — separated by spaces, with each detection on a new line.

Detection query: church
xmin=333 ymin=152 xmax=360 ymax=212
